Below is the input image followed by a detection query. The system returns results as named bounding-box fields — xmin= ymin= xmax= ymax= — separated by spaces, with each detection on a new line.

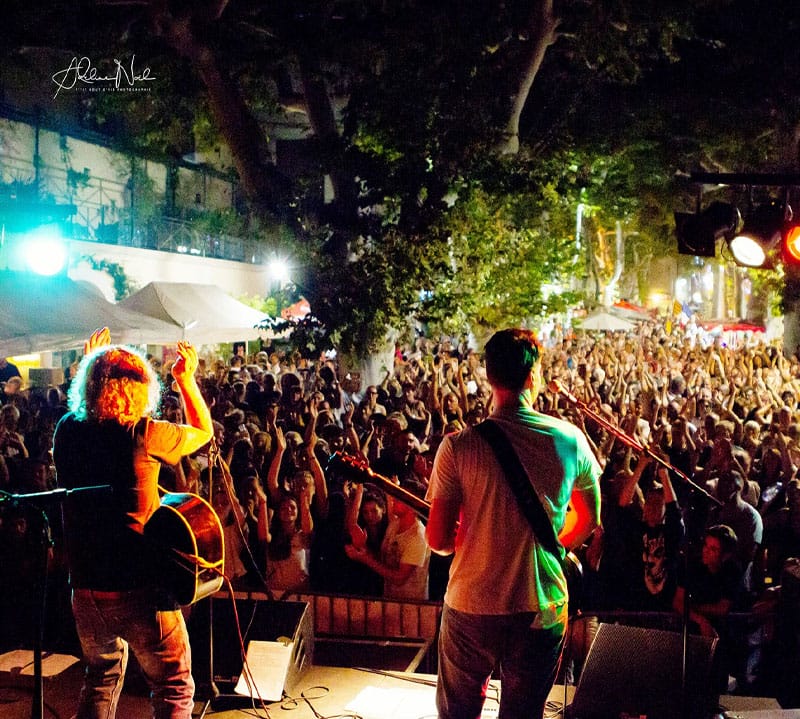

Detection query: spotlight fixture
xmin=782 ymin=213 xmax=800 ymax=266
xmin=674 ymin=201 xmax=741 ymax=258
xmin=728 ymin=199 xmax=787 ymax=268
xmin=677 ymin=173 xmax=800 ymax=269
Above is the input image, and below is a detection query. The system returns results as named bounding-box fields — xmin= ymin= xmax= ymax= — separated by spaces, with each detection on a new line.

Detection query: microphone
xmin=547 ymin=379 xmax=579 ymax=405
xmin=0 ymin=485 xmax=113 ymax=508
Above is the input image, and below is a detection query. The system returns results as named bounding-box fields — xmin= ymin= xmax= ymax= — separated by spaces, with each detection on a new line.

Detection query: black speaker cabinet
xmin=191 ymin=597 xmax=313 ymax=703
xmin=568 ymin=623 xmax=718 ymax=719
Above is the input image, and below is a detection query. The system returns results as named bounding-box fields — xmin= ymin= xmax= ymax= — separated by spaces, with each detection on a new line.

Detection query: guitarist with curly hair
xmin=53 ymin=328 xmax=213 ymax=719
xmin=425 ymin=328 xmax=602 ymax=719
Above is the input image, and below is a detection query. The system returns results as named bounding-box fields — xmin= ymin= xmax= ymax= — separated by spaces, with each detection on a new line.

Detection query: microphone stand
xmin=548 ymin=381 xmax=718 ymax=718
xmin=0 ymin=484 xmax=112 ymax=719
xmin=195 ymin=439 xmax=221 ymax=719
xmin=547 ymin=381 xmax=721 ymax=507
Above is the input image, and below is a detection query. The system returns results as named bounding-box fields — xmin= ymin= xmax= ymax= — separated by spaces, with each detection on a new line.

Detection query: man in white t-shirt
xmin=426 ymin=328 xmax=602 ymax=719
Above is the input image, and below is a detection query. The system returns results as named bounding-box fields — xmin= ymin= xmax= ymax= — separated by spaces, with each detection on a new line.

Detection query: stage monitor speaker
xmin=191 ymin=597 xmax=313 ymax=703
xmin=568 ymin=623 xmax=718 ymax=719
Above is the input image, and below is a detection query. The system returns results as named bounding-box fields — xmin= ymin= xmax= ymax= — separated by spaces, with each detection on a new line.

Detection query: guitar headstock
xmin=327 ymin=451 xmax=373 ymax=482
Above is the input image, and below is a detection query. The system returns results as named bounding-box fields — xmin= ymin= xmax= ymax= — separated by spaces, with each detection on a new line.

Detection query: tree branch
xmin=143 ymin=5 xmax=283 ymax=214
xmin=496 ymin=0 xmax=560 ymax=155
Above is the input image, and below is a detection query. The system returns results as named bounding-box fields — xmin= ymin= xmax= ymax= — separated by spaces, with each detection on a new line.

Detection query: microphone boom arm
xmin=547 ymin=380 xmax=721 ymax=506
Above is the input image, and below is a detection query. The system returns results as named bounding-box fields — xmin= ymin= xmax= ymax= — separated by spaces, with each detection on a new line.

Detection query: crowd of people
xmin=2 ymin=318 xmax=800 ymax=700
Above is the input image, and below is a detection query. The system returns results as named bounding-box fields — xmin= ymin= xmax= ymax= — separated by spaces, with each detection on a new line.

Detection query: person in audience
xmin=0 ymin=357 xmax=21 ymax=384
xmin=672 ymin=524 xmax=744 ymax=691
xmin=267 ymin=487 xmax=313 ymax=595
xmin=706 ymin=469 xmax=763 ymax=597
xmin=345 ymin=475 xmax=430 ymax=600
xmin=344 ymin=481 xmax=389 ymax=596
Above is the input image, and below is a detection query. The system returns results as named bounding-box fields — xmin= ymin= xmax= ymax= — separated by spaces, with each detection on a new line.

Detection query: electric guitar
xmin=327 ymin=451 xmax=584 ymax=615
xmin=144 ymin=492 xmax=225 ymax=606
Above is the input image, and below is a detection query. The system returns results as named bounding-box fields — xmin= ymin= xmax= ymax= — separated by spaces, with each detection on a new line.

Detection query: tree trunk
xmin=602 ymin=221 xmax=625 ymax=307
xmin=194 ymin=49 xmax=280 ymax=213
xmin=340 ymin=331 xmax=399 ymax=389
xmin=297 ymin=50 xmax=354 ymax=212
xmin=496 ymin=0 xmax=560 ymax=155
xmin=152 ymin=11 xmax=282 ymax=214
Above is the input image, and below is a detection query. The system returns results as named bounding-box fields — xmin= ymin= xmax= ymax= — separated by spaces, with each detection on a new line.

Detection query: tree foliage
xmin=3 ymin=0 xmax=799 ymax=354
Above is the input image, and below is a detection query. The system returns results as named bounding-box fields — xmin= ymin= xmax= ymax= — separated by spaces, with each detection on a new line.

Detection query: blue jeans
xmin=436 ymin=604 xmax=566 ymax=719
xmin=71 ymin=588 xmax=194 ymax=719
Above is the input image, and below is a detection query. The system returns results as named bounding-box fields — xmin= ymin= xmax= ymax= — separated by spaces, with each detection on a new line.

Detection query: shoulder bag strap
xmin=474 ymin=418 xmax=562 ymax=559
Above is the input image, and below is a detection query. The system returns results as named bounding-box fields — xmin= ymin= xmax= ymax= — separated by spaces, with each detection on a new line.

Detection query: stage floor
xmin=0 ymin=657 xmax=795 ymax=719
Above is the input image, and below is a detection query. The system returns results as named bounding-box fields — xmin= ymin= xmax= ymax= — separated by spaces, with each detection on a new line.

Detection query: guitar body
xmin=145 ymin=492 xmax=224 ymax=606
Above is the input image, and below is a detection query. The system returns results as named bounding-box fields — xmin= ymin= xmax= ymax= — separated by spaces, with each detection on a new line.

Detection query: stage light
xmin=21 ymin=224 xmax=68 ymax=276
xmin=674 ymin=201 xmax=740 ymax=258
xmin=782 ymin=220 xmax=800 ymax=266
xmin=728 ymin=199 xmax=787 ymax=268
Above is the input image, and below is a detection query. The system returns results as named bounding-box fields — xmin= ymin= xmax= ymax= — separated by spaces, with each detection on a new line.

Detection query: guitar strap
xmin=474 ymin=419 xmax=563 ymax=561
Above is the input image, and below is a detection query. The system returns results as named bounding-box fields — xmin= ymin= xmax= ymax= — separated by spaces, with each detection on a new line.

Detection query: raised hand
xmin=84 ymin=327 xmax=111 ymax=355
xmin=266 ymin=403 xmax=279 ymax=427
xmin=275 ymin=425 xmax=287 ymax=452
xmin=344 ymin=543 xmax=368 ymax=562
xmin=172 ymin=341 xmax=199 ymax=383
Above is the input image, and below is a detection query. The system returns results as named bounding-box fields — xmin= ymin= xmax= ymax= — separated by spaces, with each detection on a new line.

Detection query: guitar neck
xmin=363 ymin=470 xmax=431 ymax=520
xmin=329 ymin=452 xmax=430 ymax=520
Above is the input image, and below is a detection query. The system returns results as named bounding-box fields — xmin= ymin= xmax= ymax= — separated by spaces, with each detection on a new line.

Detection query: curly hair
xmin=68 ymin=345 xmax=161 ymax=426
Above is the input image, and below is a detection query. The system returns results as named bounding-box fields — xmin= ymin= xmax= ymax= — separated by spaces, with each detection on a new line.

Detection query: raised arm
xmin=266 ymin=424 xmax=286 ymax=505
xmin=341 ymin=403 xmax=364 ymax=459
xmin=617 ymin=452 xmax=652 ymax=508
xmin=344 ymin=481 xmax=368 ymax=549
xmin=298 ymin=481 xmax=314 ymax=535
xmin=304 ymin=399 xmax=328 ymax=516
xmin=172 ymin=341 xmax=214 ymax=454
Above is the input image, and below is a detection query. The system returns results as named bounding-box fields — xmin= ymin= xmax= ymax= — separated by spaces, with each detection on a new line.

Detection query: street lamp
xmin=267 ymin=256 xmax=291 ymax=286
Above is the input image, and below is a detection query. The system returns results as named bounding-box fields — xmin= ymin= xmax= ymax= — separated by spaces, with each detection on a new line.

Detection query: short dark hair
xmin=319 ymin=365 xmax=335 ymax=384
xmin=706 ymin=524 xmax=738 ymax=555
xmin=484 ymin=328 xmax=541 ymax=391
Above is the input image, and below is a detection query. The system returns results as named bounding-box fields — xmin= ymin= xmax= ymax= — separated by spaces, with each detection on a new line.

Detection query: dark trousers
xmin=436 ymin=603 xmax=566 ymax=719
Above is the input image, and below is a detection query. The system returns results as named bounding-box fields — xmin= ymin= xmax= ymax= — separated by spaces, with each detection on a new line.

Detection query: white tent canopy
xmin=0 ymin=271 xmax=184 ymax=356
xmin=576 ymin=310 xmax=636 ymax=332
xmin=118 ymin=281 xmax=269 ymax=345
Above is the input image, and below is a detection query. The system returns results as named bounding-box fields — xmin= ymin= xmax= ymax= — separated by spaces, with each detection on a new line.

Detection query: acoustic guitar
xmin=327 ymin=451 xmax=584 ymax=616
xmin=144 ymin=492 xmax=225 ymax=606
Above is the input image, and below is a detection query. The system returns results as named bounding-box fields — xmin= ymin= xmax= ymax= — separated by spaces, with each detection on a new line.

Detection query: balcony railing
xmin=0 ymin=151 xmax=264 ymax=264
xmin=80 ymin=215 xmax=267 ymax=264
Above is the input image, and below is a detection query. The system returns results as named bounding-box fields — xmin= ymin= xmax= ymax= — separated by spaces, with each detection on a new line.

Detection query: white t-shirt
xmin=381 ymin=518 xmax=430 ymax=600
xmin=427 ymin=407 xmax=601 ymax=626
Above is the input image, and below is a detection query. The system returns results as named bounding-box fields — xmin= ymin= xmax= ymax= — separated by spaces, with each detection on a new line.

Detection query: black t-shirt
xmin=0 ymin=361 xmax=21 ymax=383
xmin=53 ymin=414 xmax=154 ymax=590
xmin=677 ymin=554 xmax=743 ymax=631
xmin=638 ymin=502 xmax=685 ymax=610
